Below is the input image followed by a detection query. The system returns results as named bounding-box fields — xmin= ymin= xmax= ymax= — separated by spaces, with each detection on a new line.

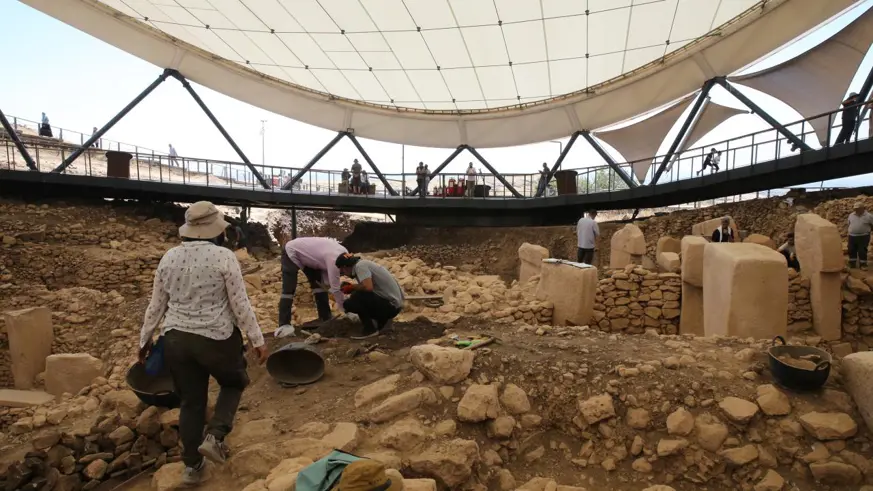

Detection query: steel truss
xmin=0 ymin=109 xmax=37 ymax=171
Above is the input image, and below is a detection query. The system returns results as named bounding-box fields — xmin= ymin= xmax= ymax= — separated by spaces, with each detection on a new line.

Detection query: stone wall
xmin=787 ymin=270 xmax=812 ymax=330
xmin=592 ymin=266 xmax=682 ymax=334
xmin=841 ymin=274 xmax=873 ymax=354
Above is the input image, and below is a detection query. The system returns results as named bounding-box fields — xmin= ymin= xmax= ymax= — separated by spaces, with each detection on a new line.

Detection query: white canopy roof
xmin=731 ymin=6 xmax=873 ymax=145
xmin=20 ymin=0 xmax=858 ymax=148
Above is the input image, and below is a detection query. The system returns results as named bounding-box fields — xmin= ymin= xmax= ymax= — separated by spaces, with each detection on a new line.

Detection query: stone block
xmin=810 ymin=273 xmax=842 ymax=341
xmin=518 ymin=243 xmax=549 ymax=284
xmin=2 ymin=307 xmax=53 ymax=389
xmin=842 ymin=352 xmax=873 ymax=433
xmin=692 ymin=217 xmax=738 ymax=238
xmin=744 ymin=234 xmax=776 ymax=249
xmin=610 ymin=224 xmax=645 ymax=269
xmin=680 ymin=283 xmax=704 ymax=337
xmin=795 ymin=214 xmax=843 ymax=274
xmin=535 ymin=261 xmax=597 ymax=326
xmin=657 ymin=252 xmax=680 ymax=273
xmin=681 ymin=236 xmax=709 ymax=287
xmin=656 ymin=236 xmax=681 ymax=257
xmin=703 ymin=244 xmax=788 ymax=339
xmin=45 ymin=354 xmax=103 ymax=397
xmin=0 ymin=389 xmax=54 ymax=408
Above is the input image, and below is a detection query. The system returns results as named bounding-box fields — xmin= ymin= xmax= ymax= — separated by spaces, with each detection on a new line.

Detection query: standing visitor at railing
xmin=361 ymin=170 xmax=370 ymax=195
xmin=168 ymin=144 xmax=179 ymax=167
xmin=415 ymin=162 xmax=427 ymax=199
xmin=341 ymin=168 xmax=350 ymax=193
xmin=465 ymin=162 xmax=477 ymax=198
xmin=836 ymin=93 xmax=862 ymax=145
xmin=39 ymin=112 xmax=52 ymax=137
xmin=424 ymin=164 xmax=430 ymax=196
xmin=536 ymin=162 xmax=549 ymax=197
xmin=351 ymin=159 xmax=362 ymax=194
xmin=91 ymin=127 xmax=100 ymax=148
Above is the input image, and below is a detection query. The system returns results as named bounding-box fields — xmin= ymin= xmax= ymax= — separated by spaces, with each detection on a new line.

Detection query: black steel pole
xmin=466 ymin=146 xmax=524 ymax=198
xmin=291 ymin=207 xmax=298 ymax=239
xmin=537 ymin=132 xmax=580 ymax=197
xmin=169 ymin=70 xmax=270 ymax=189
xmin=651 ymin=80 xmax=716 ymax=185
xmin=346 ymin=133 xmax=398 ymax=196
xmin=284 ymin=132 xmax=346 ymax=190
xmin=580 ymin=131 xmax=637 ymax=188
xmin=716 ymin=78 xmax=811 ymax=153
xmin=410 ymin=145 xmax=465 ymax=196
xmin=53 ymin=69 xmax=172 ymax=173
xmin=0 ymin=109 xmax=37 ymax=171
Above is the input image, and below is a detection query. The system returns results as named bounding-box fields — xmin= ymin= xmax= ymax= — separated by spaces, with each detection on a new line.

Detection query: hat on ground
xmin=335 ymin=460 xmax=401 ymax=491
xmin=179 ymin=201 xmax=229 ymax=239
xmin=854 ymin=201 xmax=866 ymax=210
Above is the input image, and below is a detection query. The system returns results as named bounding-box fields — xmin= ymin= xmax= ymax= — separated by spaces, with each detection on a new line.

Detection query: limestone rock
xmin=500 ymin=384 xmax=531 ymax=415
xmin=99 ymin=390 xmax=142 ymax=419
xmin=409 ymin=346 xmax=474 ymax=384
xmin=578 ymin=394 xmax=615 ymax=425
xmin=408 ymin=439 xmax=479 ymax=487
xmin=457 ymin=384 xmax=500 ymax=422
xmin=404 ymin=479 xmax=439 ymax=491
xmin=321 ymin=422 xmax=359 ymax=452
xmin=381 ymin=419 xmax=427 ymax=452
xmin=369 ymin=388 xmax=438 ymax=423
xmin=519 ymin=243 xmax=550 ymax=284
xmin=2 ymin=307 xmax=53 ymax=390
xmin=265 ymin=457 xmax=313 ymax=491
xmin=719 ymin=397 xmax=759 ymax=424
xmin=354 ymin=374 xmax=401 ymax=408
xmin=719 ymin=444 xmax=758 ymax=465
xmin=756 ymin=384 xmax=791 ymax=416
xmin=744 ymin=233 xmax=776 ymax=249
xmin=227 ymin=419 xmax=276 ymax=449
xmin=809 ymin=461 xmax=862 ymax=485
xmin=152 ymin=462 xmax=185 ymax=491
xmin=657 ymin=236 xmax=681 ymax=257
xmin=626 ymin=408 xmax=651 ymax=429
xmin=135 ymin=406 xmax=161 ymax=437
xmin=841 ymin=352 xmax=873 ymax=433
xmin=799 ymin=412 xmax=858 ymax=440
xmin=536 ymin=261 xmax=597 ymax=326
xmin=657 ymin=439 xmax=688 ymax=457
xmin=794 ymin=213 xmax=843 ymax=274
xmin=610 ymin=224 xmax=646 ymax=269
xmin=230 ymin=443 xmax=282 ymax=478
xmin=657 ymin=252 xmax=680 ymax=273
xmin=754 ymin=470 xmax=785 ymax=491
xmin=681 ymin=236 xmax=709 ymax=287
xmin=44 ymin=353 xmax=103 ymax=397
xmin=108 ymin=426 xmax=134 ymax=446
xmin=486 ymin=416 xmax=516 ymax=439
xmin=696 ymin=415 xmax=729 ymax=452
xmin=666 ymin=407 xmax=694 ymax=436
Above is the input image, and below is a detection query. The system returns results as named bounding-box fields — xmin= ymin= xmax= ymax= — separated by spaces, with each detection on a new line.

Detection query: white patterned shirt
xmin=139 ymin=241 xmax=265 ymax=348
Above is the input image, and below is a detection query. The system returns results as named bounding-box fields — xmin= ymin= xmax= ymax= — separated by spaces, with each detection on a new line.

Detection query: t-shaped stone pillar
xmin=679 ymin=236 xmax=708 ymax=336
xmin=610 ymin=224 xmax=646 ymax=269
xmin=518 ymin=243 xmax=549 ymax=284
xmin=2 ymin=307 xmax=53 ymax=389
xmin=535 ymin=260 xmax=597 ymax=326
xmin=794 ymin=213 xmax=843 ymax=341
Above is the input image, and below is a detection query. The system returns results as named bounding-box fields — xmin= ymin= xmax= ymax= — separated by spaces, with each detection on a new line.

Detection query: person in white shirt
xmin=777 ymin=232 xmax=800 ymax=271
xmin=39 ymin=112 xmax=53 ymax=138
xmin=576 ymin=211 xmax=599 ymax=264
xmin=711 ymin=217 xmax=734 ymax=243
xmin=848 ymin=202 xmax=873 ymax=269
xmin=697 ymin=149 xmax=721 ymax=175
xmin=139 ymin=201 xmax=267 ymax=486
xmin=168 ymin=144 xmax=179 ymax=167
xmin=465 ymin=163 xmax=477 ymax=198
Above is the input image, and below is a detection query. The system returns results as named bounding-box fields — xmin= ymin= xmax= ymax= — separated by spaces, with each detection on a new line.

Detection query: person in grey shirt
xmin=335 ymin=253 xmax=404 ymax=339
xmin=576 ymin=210 xmax=599 ymax=265
xmin=848 ymin=201 xmax=873 ymax=269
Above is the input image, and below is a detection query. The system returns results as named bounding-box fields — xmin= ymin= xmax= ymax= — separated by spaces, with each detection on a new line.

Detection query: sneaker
xmin=182 ymin=460 xmax=205 ymax=486
xmin=351 ymin=319 xmax=380 ymax=340
xmin=198 ymin=434 xmax=228 ymax=464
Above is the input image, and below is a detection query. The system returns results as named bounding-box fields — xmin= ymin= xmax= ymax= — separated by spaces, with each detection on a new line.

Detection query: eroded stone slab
xmin=518 ymin=243 xmax=549 ymax=284
xmin=535 ymin=261 xmax=597 ymax=326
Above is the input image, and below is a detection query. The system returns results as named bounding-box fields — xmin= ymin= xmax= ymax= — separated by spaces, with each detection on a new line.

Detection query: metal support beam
xmin=347 ymin=133 xmax=398 ymax=196
xmin=716 ymin=78 xmax=811 ymax=153
xmin=169 ymin=70 xmax=270 ymax=189
xmin=537 ymin=132 xmax=580 ymax=197
xmin=291 ymin=207 xmax=298 ymax=239
xmin=53 ymin=69 xmax=172 ymax=173
xmin=466 ymin=146 xmax=524 ymax=198
xmin=0 ymin=109 xmax=37 ymax=171
xmin=854 ymin=64 xmax=873 ymax=136
xmin=651 ymin=80 xmax=716 ymax=185
xmin=580 ymin=131 xmax=637 ymax=188
xmin=283 ymin=132 xmax=346 ymax=190
xmin=410 ymin=145 xmax=465 ymax=196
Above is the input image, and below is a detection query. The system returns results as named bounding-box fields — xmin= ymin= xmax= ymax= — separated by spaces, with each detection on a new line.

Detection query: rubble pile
xmin=593 ymin=266 xmax=682 ymax=334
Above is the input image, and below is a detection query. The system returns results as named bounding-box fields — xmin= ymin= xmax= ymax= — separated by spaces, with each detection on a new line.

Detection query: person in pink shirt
xmin=278 ymin=237 xmax=348 ymax=335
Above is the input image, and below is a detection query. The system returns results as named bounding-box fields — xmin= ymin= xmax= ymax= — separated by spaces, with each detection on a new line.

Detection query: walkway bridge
xmin=2 ymin=104 xmax=872 ymax=227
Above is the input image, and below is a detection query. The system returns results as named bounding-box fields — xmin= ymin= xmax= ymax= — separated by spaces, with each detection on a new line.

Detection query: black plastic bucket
xmin=266 ymin=342 xmax=325 ymax=387
xmin=126 ymin=362 xmax=181 ymax=408
xmin=768 ymin=336 xmax=831 ymax=392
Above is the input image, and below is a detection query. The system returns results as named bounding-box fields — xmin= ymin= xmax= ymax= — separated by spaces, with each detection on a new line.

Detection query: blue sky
xmin=2 ymin=0 xmax=872 ymax=188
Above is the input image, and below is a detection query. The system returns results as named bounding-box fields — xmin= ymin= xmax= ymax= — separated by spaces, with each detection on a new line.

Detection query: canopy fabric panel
xmin=20 ymin=0 xmax=858 ymax=148
xmin=682 ymin=104 xmax=748 ymax=152
xmin=595 ymin=94 xmax=696 ymax=182
xmin=730 ymin=7 xmax=873 ymax=146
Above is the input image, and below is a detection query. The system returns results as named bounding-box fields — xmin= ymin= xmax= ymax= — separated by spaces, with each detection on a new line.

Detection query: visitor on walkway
xmin=697 ymin=149 xmax=721 ymax=175
xmin=336 ymin=253 xmax=404 ymax=340
xmin=91 ymin=126 xmax=100 ymax=148
xmin=39 ymin=112 xmax=52 ymax=138
xmin=848 ymin=201 xmax=873 ymax=269
xmin=361 ymin=170 xmax=370 ymax=194
xmin=465 ymin=163 xmax=477 ymax=198
xmin=341 ymin=168 xmax=350 ymax=192
xmin=138 ymin=201 xmax=268 ymax=486
xmin=537 ymin=163 xmax=549 ymax=196
xmin=711 ymin=217 xmax=735 ymax=242
xmin=777 ymin=232 xmax=800 ymax=271
xmin=836 ymin=92 xmax=861 ymax=145
xmin=351 ymin=159 xmax=362 ymax=194
xmin=416 ymin=162 xmax=427 ymax=198
xmin=168 ymin=144 xmax=179 ymax=167
xmin=278 ymin=237 xmax=349 ymax=336
xmin=576 ymin=211 xmax=599 ymax=265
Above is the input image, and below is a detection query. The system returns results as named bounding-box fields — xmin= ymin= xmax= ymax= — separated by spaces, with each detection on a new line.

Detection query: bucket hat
xmin=179 ymin=201 xmax=229 ymax=239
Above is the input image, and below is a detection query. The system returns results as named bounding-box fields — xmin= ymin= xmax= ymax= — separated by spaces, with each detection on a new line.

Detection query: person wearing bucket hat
xmin=333 ymin=460 xmax=401 ymax=491
xmin=139 ymin=201 xmax=268 ymax=486
xmin=279 ymin=237 xmax=354 ymax=337
xmin=336 ymin=253 xmax=404 ymax=340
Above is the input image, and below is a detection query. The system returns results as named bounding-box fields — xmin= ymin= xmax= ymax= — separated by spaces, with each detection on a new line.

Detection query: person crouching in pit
xmin=335 ymin=253 xmax=405 ymax=340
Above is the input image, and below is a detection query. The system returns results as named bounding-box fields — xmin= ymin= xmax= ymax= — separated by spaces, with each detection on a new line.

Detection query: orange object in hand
xmin=341 ymin=283 xmax=355 ymax=294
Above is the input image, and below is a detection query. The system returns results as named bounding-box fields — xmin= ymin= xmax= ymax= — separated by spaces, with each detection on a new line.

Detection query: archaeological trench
xmin=6 ymin=190 xmax=873 ymax=490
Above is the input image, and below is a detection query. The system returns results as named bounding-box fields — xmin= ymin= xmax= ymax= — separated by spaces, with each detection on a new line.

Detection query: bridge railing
xmin=1 ymin=100 xmax=870 ymax=199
